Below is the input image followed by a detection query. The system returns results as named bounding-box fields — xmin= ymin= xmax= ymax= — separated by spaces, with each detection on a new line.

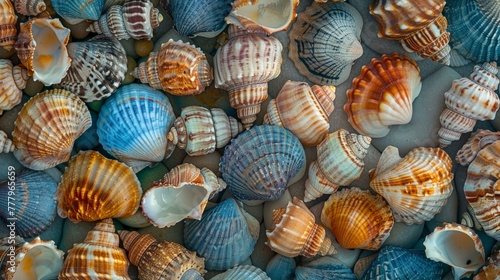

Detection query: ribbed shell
xmin=13 ymin=89 xmax=92 ymax=170
xmin=211 ymin=265 xmax=270 ymax=280
xmin=219 ymin=125 xmax=305 ymax=203
xmin=0 ymin=59 xmax=27 ymax=115
xmin=475 ymin=242 xmax=500 ymax=280
xmin=369 ymin=146 xmax=454 ymax=225
xmin=0 ymin=130 xmax=13 ymax=152
xmin=344 ymin=53 xmax=422 ymax=138
xmin=456 ymin=129 xmax=500 ymax=166
xmin=52 ymin=0 xmax=105 ymax=24
xmin=288 ymin=1 xmax=363 ymax=86
xmin=295 ymin=257 xmax=357 ymax=280
xmin=0 ymin=0 xmax=17 ymax=51
xmin=56 ymin=150 xmax=142 ymax=222
xmin=13 ymin=0 xmax=45 ymax=16
xmin=265 ymin=254 xmax=296 ymax=280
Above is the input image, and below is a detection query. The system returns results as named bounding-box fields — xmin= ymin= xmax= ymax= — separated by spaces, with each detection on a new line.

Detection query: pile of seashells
xmin=0 ymin=0 xmax=500 ymax=279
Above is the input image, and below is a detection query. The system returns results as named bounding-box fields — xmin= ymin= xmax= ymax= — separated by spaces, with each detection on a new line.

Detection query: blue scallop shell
xmin=219 ymin=125 xmax=306 ymax=202
xmin=96 ymin=83 xmax=176 ymax=172
xmin=0 ymin=170 xmax=58 ymax=238
xmin=295 ymin=257 xmax=356 ymax=280
xmin=211 ymin=265 xmax=271 ymax=280
xmin=51 ymin=0 xmax=105 ymax=23
xmin=183 ymin=198 xmax=260 ymax=271
xmin=266 ymin=254 xmax=296 ymax=280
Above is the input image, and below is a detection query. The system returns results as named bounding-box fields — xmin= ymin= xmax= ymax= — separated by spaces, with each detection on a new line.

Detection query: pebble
xmin=58 ymin=219 xmax=98 ymax=252
xmin=137 ymin=222 xmax=185 ymax=246
xmin=183 ymin=151 xmax=222 ymax=176
xmin=134 ymin=39 xmax=154 ymax=58
xmin=118 ymin=209 xmax=152 ymax=229
xmin=23 ymin=78 xmax=44 ymax=97
xmin=383 ymin=222 xmax=424 ymax=249
xmin=250 ymin=223 xmax=276 ymax=271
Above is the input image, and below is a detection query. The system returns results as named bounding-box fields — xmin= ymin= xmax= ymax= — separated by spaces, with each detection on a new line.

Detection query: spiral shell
xmin=13 ymin=0 xmax=46 ymax=16
xmin=0 ymin=0 xmax=17 ymax=51
xmin=456 ymin=129 xmax=500 ymax=166
xmin=0 ymin=59 xmax=28 ymax=115
xmin=0 ymin=130 xmax=13 ymax=152
xmin=52 ymin=0 xmax=105 ymax=24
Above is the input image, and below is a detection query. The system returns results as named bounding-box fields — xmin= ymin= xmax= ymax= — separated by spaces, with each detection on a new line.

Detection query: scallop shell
xmin=13 ymin=0 xmax=46 ymax=16
xmin=0 ymin=0 xmax=17 ymax=51
xmin=456 ymin=129 xmax=500 ymax=166
xmin=304 ymin=129 xmax=371 ymax=202
xmin=132 ymin=39 xmax=213 ymax=96
xmin=56 ymin=150 xmax=142 ymax=222
xmin=0 ymin=59 xmax=28 ymax=115
xmin=0 ymin=130 xmax=13 ymax=152
xmin=424 ymin=222 xmax=485 ymax=279
xmin=295 ymin=256 xmax=357 ymax=280
xmin=12 ymin=89 xmax=92 ymax=170
xmin=321 ymin=187 xmax=394 ymax=250
xmin=370 ymin=0 xmax=451 ymax=64
xmin=51 ymin=0 xmax=105 ymax=24
xmin=264 ymin=80 xmax=336 ymax=146
xmin=288 ymin=1 xmax=363 ymax=86
xmin=219 ymin=125 xmax=306 ymax=204
xmin=265 ymin=254 xmax=296 ymax=280
xmin=96 ymin=83 xmax=176 ymax=172
xmin=211 ymin=265 xmax=271 ymax=280
xmin=475 ymin=242 xmax=500 ymax=280
xmin=344 ymin=53 xmax=422 ymax=138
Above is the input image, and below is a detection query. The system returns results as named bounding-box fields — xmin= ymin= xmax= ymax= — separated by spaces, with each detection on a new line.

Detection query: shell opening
xmin=231 ymin=0 xmax=296 ymax=30
xmin=12 ymin=245 xmax=63 ymax=280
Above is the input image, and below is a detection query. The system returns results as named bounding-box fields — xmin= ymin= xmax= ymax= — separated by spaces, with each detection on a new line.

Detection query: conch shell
xmin=0 ymin=59 xmax=28 ymax=115
xmin=456 ymin=129 xmax=500 ymax=166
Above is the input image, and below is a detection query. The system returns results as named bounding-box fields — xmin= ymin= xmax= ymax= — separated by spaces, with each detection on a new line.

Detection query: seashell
xmin=0 ymin=59 xmax=28 ymax=115
xmin=13 ymin=0 xmax=46 ymax=16
xmin=56 ymin=150 xmax=142 ymax=222
xmin=225 ymin=0 xmax=300 ymax=34
xmin=59 ymin=218 xmax=131 ymax=279
xmin=96 ymin=83 xmax=176 ymax=172
xmin=321 ymin=187 xmax=394 ymax=250
xmin=344 ymin=53 xmax=422 ymax=138
xmin=288 ymin=1 xmax=363 ymax=86
xmin=266 ymin=197 xmax=336 ymax=258
xmin=59 ymin=35 xmax=128 ymax=102
xmin=295 ymin=256 xmax=357 ymax=280
xmin=369 ymin=146 xmax=454 ymax=225
xmin=461 ymin=204 xmax=484 ymax=232
xmin=51 ymin=0 xmax=105 ymax=24
xmin=132 ymin=39 xmax=213 ymax=96
xmin=14 ymin=17 xmax=71 ymax=86
xmin=87 ymin=0 xmax=162 ymax=40
xmin=475 ymin=242 xmax=500 ymax=280
xmin=456 ymin=129 xmax=500 ymax=166
xmin=424 ymin=222 xmax=485 ymax=279
xmin=0 ymin=130 xmax=14 ymax=152
xmin=13 ymin=89 xmax=92 ymax=170
xmin=214 ymin=25 xmax=282 ymax=129
xmin=219 ymin=125 xmax=306 ymax=204
xmin=265 ymin=254 xmax=296 ymax=280
xmin=167 ymin=106 xmax=242 ymax=156
xmin=168 ymin=0 xmax=233 ymax=38
xmin=211 ymin=265 xmax=271 ymax=280
xmin=463 ymin=140 xmax=500 ymax=241
xmin=0 ymin=170 xmax=57 ymax=238
xmin=184 ymin=198 xmax=260 ymax=270
xmin=264 ymin=80 xmax=336 ymax=146
xmin=437 ymin=62 xmax=500 ymax=147
xmin=119 ymin=230 xmax=206 ymax=280
xmin=370 ymin=0 xmax=451 ymax=64
xmin=444 ymin=0 xmax=500 ymax=64
xmin=304 ymin=129 xmax=371 ymax=202
xmin=0 ymin=0 xmax=17 ymax=51
xmin=141 ymin=163 xmax=226 ymax=228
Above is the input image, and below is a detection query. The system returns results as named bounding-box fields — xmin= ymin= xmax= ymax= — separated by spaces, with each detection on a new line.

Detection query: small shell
xmin=0 ymin=59 xmax=28 ymax=115
xmin=13 ymin=89 xmax=92 ymax=170
xmin=56 ymin=150 xmax=142 ymax=222
xmin=288 ymin=1 xmax=363 ymax=86
xmin=475 ymin=242 xmax=500 ymax=280
xmin=344 ymin=53 xmax=422 ymax=138
xmin=13 ymin=0 xmax=46 ymax=16
xmin=132 ymin=40 xmax=213 ymax=96
xmin=52 ymin=0 xmax=105 ymax=24
xmin=424 ymin=222 xmax=485 ymax=279
xmin=264 ymin=80 xmax=336 ymax=146
xmin=461 ymin=204 xmax=484 ymax=232
xmin=211 ymin=265 xmax=271 ymax=280
xmin=265 ymin=254 xmax=296 ymax=280
xmin=456 ymin=129 xmax=500 ymax=166
xmin=295 ymin=256 xmax=357 ymax=280
xmin=0 ymin=0 xmax=17 ymax=51
xmin=321 ymin=187 xmax=394 ymax=250
xmin=0 ymin=130 xmax=14 ymax=152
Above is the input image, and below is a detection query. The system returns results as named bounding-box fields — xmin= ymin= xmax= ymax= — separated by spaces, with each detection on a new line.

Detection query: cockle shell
xmin=52 ymin=0 xmax=105 ymax=24
xmin=119 ymin=230 xmax=206 ymax=280
xmin=13 ymin=0 xmax=45 ymax=16
xmin=321 ymin=187 xmax=394 ymax=250
xmin=266 ymin=197 xmax=335 ymax=258
xmin=344 ymin=53 xmax=422 ymax=138
xmin=456 ymin=129 xmax=500 ymax=166
xmin=0 ymin=0 xmax=17 ymax=51
xmin=13 ymin=89 xmax=92 ymax=170
xmin=132 ymin=39 xmax=213 ymax=96
xmin=211 ymin=265 xmax=271 ymax=280
xmin=369 ymin=146 xmax=454 ymax=225
xmin=424 ymin=223 xmax=485 ymax=279
xmin=304 ymin=129 xmax=371 ymax=202
xmin=0 ymin=59 xmax=28 ymax=115
xmin=264 ymin=80 xmax=336 ymax=146
xmin=475 ymin=242 xmax=500 ymax=280
xmin=295 ymin=256 xmax=357 ymax=280
xmin=56 ymin=150 xmax=142 ymax=222
xmin=59 ymin=218 xmax=131 ymax=279
xmin=288 ymin=1 xmax=363 ymax=86
xmin=14 ymin=17 xmax=71 ymax=86
xmin=141 ymin=163 xmax=226 ymax=228
xmin=0 ymin=130 xmax=13 ymax=152
xmin=437 ymin=62 xmax=500 ymax=147
xmin=370 ymin=0 xmax=451 ymax=64
xmin=214 ymin=25 xmax=282 ymax=129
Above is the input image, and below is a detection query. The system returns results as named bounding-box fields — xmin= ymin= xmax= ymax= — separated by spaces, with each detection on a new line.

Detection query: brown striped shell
xmin=0 ymin=0 xmax=17 ymax=51
xmin=0 ymin=130 xmax=13 ymax=152
xmin=0 ymin=59 xmax=28 ymax=115
xmin=13 ymin=0 xmax=46 ymax=16
xmin=475 ymin=242 xmax=500 ymax=280
xmin=456 ymin=129 xmax=500 ymax=166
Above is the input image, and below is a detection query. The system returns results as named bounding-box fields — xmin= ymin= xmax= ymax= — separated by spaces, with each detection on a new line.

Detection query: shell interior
xmin=13 ymin=244 xmax=63 ymax=280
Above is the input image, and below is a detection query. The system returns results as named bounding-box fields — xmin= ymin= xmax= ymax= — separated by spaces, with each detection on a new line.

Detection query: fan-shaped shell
xmin=0 ymin=59 xmax=27 ymax=115
xmin=211 ymin=265 xmax=270 ymax=280
xmin=13 ymin=89 xmax=92 ymax=170
xmin=13 ymin=0 xmax=45 ymax=16
xmin=0 ymin=0 xmax=17 ymax=51
xmin=456 ymin=129 xmax=500 ymax=166
xmin=288 ymin=1 xmax=363 ymax=86
xmin=295 ymin=256 xmax=357 ymax=280
xmin=0 ymin=130 xmax=14 ymax=152
xmin=265 ymin=254 xmax=296 ymax=280
xmin=344 ymin=53 xmax=422 ymax=138
xmin=56 ymin=150 xmax=142 ymax=222
xmin=51 ymin=0 xmax=105 ymax=24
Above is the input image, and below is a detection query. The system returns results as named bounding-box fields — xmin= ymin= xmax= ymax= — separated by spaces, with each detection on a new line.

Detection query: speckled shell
xmin=369 ymin=146 xmax=454 ymax=225
xmin=304 ymin=129 xmax=371 ymax=202
xmin=0 ymin=60 xmax=27 ymax=115
xmin=59 ymin=219 xmax=131 ymax=280
xmin=0 ymin=130 xmax=13 ymax=152
xmin=13 ymin=0 xmax=46 ymax=16
xmin=214 ymin=25 xmax=282 ymax=129
xmin=321 ymin=187 xmax=394 ymax=250
xmin=60 ymin=35 xmax=127 ymax=102
xmin=52 ymin=0 xmax=105 ymax=24
xmin=96 ymin=83 xmax=176 ymax=172
xmin=456 ymin=129 xmax=500 ymax=166
xmin=475 ymin=242 xmax=500 ymax=280
xmin=344 ymin=53 xmax=422 ymax=138
xmin=438 ymin=62 xmax=500 ymax=147
xmin=220 ymin=125 xmax=306 ymax=204
xmin=119 ymin=230 xmax=206 ymax=280
xmin=264 ymin=81 xmax=335 ymax=146
xmin=424 ymin=223 xmax=485 ymax=279
xmin=295 ymin=256 xmax=357 ymax=280
xmin=56 ymin=150 xmax=142 ymax=222
xmin=370 ymin=0 xmax=451 ymax=64
xmin=184 ymin=198 xmax=260 ymax=271
xmin=288 ymin=1 xmax=363 ymax=86
xmin=13 ymin=89 xmax=92 ymax=170
xmin=0 ymin=0 xmax=17 ymax=51
xmin=211 ymin=265 xmax=271 ymax=280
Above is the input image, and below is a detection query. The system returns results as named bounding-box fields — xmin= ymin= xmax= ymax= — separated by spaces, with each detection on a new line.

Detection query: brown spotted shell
xmin=0 ymin=0 xmax=17 ymax=51
xmin=13 ymin=0 xmax=46 ymax=16
xmin=456 ymin=129 xmax=500 ymax=166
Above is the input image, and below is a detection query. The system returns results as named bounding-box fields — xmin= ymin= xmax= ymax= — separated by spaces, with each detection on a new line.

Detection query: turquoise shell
xmin=266 ymin=254 xmax=296 ymax=280
xmin=295 ymin=257 xmax=356 ymax=280
xmin=211 ymin=265 xmax=271 ymax=280
xmin=51 ymin=0 xmax=105 ymax=22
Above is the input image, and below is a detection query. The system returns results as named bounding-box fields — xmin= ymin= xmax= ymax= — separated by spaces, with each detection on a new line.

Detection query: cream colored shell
xmin=0 ymin=59 xmax=28 ymax=115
